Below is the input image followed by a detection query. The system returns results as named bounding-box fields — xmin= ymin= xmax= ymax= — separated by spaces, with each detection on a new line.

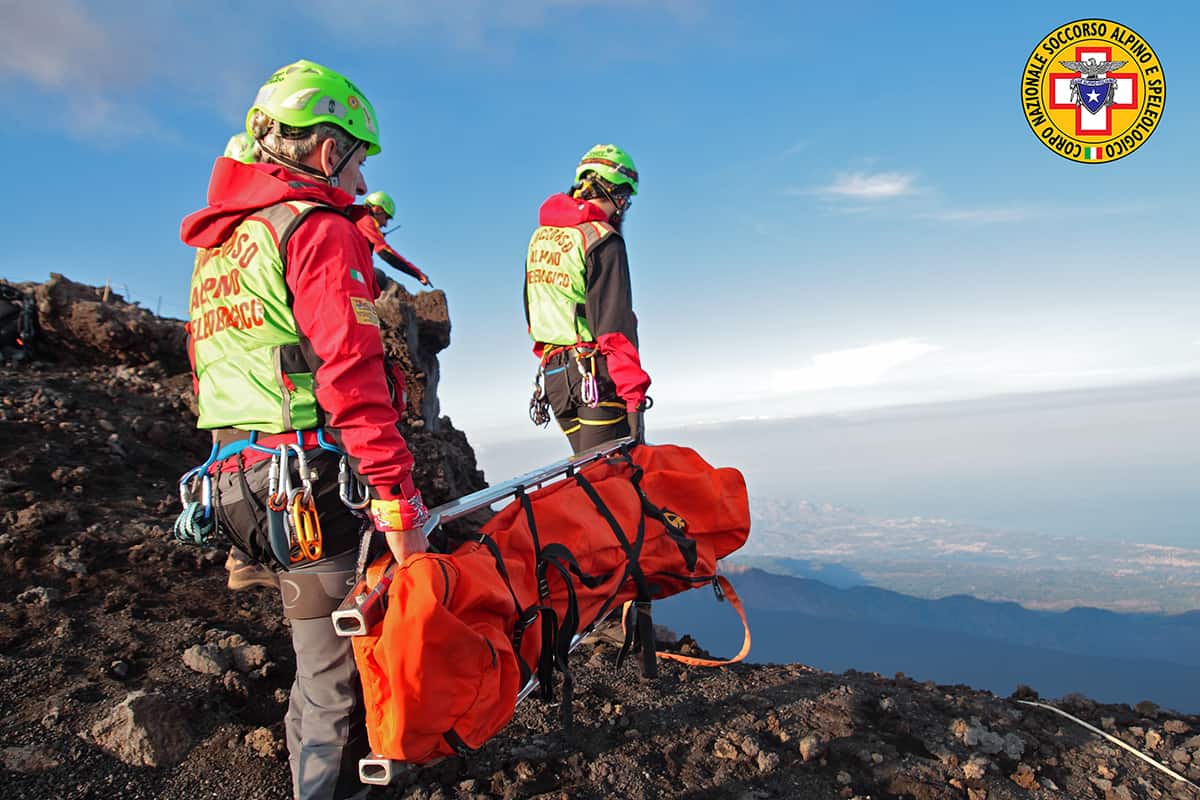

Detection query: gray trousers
xmin=280 ymin=555 xmax=370 ymax=800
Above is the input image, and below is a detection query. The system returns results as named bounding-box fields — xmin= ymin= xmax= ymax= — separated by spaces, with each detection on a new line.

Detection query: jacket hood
xmin=180 ymin=159 xmax=355 ymax=248
xmin=537 ymin=193 xmax=611 ymax=228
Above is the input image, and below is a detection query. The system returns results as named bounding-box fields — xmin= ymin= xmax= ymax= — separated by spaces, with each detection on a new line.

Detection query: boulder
xmin=88 ymin=691 xmax=191 ymax=767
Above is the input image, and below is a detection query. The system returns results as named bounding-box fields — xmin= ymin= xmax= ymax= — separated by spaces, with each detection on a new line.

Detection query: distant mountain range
xmin=739 ymin=497 xmax=1200 ymax=614
xmin=654 ymin=566 xmax=1200 ymax=714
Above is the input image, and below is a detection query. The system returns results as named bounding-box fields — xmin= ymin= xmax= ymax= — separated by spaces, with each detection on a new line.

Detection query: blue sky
xmin=3 ymin=0 xmax=1197 ymax=445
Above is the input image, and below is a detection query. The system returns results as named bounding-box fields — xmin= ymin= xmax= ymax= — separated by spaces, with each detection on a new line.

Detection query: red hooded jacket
xmin=180 ymin=159 xmax=418 ymax=501
xmin=351 ymin=211 xmax=428 ymax=285
xmin=527 ymin=194 xmax=651 ymax=411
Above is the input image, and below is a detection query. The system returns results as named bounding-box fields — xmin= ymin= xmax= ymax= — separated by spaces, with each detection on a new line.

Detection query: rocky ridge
xmin=1 ymin=276 xmax=1198 ymax=800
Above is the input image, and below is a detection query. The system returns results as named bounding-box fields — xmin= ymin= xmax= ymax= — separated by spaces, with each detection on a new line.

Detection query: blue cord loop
xmin=315 ymin=428 xmax=343 ymax=453
xmin=174 ymin=442 xmax=219 ymax=546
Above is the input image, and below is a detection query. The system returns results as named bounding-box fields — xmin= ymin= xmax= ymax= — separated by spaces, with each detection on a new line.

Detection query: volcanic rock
xmin=88 ymin=691 xmax=192 ymax=767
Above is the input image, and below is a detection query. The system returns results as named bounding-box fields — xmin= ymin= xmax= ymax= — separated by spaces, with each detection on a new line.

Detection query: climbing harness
xmin=173 ymin=443 xmax=219 ymax=546
xmin=172 ymin=428 xmax=381 ymax=570
xmin=529 ymin=344 xmax=604 ymax=427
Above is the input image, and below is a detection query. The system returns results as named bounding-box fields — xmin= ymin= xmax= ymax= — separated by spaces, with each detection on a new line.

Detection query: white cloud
xmin=2 ymin=0 xmax=707 ymax=140
xmin=815 ymin=171 xmax=917 ymax=200
xmin=0 ymin=0 xmax=251 ymax=141
xmin=916 ymin=207 xmax=1034 ymax=224
xmin=0 ymin=0 xmax=130 ymax=89
xmin=770 ymin=339 xmax=942 ymax=394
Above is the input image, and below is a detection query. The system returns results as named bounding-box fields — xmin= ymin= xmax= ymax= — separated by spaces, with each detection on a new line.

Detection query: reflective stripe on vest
xmin=190 ymin=200 xmax=326 ymax=432
xmin=525 ymin=220 xmax=615 ymax=345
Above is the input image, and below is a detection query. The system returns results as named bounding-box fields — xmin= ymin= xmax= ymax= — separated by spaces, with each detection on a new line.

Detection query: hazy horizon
xmin=472 ymin=377 xmax=1199 ymax=550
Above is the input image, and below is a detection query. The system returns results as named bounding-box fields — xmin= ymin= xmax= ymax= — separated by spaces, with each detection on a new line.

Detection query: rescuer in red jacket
xmin=181 ymin=60 xmax=427 ymax=800
xmin=353 ymin=191 xmax=431 ymax=288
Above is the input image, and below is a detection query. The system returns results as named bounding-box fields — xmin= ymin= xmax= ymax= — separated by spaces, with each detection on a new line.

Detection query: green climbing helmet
xmin=575 ymin=144 xmax=639 ymax=195
xmin=246 ymin=59 xmax=381 ymax=155
xmin=223 ymin=132 xmax=255 ymax=163
xmin=363 ymin=190 xmax=396 ymax=219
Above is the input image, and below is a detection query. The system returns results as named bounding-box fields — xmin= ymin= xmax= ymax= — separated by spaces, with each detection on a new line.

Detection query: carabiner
xmin=177 ymin=442 xmax=221 ymax=507
xmin=288 ymin=486 xmax=323 ymax=562
xmin=287 ymin=444 xmax=315 ymax=507
xmin=338 ymin=456 xmax=371 ymax=510
xmin=199 ymin=474 xmax=213 ymax=520
xmin=576 ymin=351 xmax=599 ymax=408
xmin=267 ymin=445 xmax=291 ymax=511
xmin=178 ymin=465 xmax=203 ymax=507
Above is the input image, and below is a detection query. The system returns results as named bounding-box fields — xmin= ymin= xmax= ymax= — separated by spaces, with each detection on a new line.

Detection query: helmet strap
xmin=327 ymin=140 xmax=364 ymax=189
xmin=256 ymin=127 xmax=363 ymax=189
xmin=571 ymin=178 xmax=626 ymax=228
xmin=256 ymin=138 xmax=328 ymax=182
xmin=592 ymin=179 xmax=628 ymax=223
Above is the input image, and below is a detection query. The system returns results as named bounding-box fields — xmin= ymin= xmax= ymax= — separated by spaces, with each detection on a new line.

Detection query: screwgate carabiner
xmin=338 ymin=456 xmax=371 ymax=510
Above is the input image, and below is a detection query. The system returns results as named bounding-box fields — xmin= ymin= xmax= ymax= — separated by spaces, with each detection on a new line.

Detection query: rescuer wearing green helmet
xmin=363 ymin=189 xmax=395 ymax=219
xmin=223 ymin=131 xmax=255 ymax=164
xmin=356 ymin=190 xmax=432 ymax=287
xmin=181 ymin=59 xmax=427 ymax=800
xmin=524 ymin=144 xmax=651 ymax=453
xmin=214 ymin=140 xmax=431 ymax=291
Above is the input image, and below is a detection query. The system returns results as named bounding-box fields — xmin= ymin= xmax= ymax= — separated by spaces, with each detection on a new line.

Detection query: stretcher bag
xmin=351 ymin=443 xmax=751 ymax=764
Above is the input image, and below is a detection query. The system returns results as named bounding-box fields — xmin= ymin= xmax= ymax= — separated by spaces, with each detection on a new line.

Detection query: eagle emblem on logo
xmin=1059 ymin=57 xmax=1127 ymax=114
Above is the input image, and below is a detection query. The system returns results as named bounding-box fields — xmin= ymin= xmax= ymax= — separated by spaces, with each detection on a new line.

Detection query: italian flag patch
xmin=1083 ymin=146 xmax=1104 ymax=161
xmin=350 ymin=268 xmax=365 ymax=283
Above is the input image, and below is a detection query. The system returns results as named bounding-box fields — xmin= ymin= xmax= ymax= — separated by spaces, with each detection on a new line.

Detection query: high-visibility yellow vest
xmin=524 ymin=220 xmax=616 ymax=345
xmin=189 ymin=201 xmax=326 ymax=432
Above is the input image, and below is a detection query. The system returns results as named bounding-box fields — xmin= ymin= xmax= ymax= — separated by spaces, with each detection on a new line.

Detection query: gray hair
xmin=248 ymin=110 xmax=359 ymax=166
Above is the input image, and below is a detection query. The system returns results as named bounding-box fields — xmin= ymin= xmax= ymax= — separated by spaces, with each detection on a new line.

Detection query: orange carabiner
xmin=289 ymin=492 xmax=323 ymax=562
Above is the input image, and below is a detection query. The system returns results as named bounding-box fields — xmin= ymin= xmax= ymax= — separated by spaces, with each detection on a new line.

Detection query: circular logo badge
xmin=1021 ymin=19 xmax=1165 ymax=164
xmin=346 ymin=95 xmax=360 ymax=110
